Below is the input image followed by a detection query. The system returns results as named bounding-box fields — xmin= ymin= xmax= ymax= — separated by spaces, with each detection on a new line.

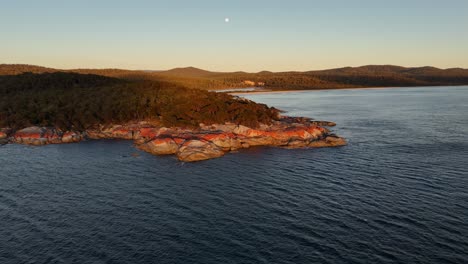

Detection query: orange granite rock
xmin=110 ymin=127 xmax=134 ymax=139
xmin=5 ymin=116 xmax=346 ymax=162
xmin=62 ymin=132 xmax=84 ymax=143
xmin=176 ymin=140 xmax=225 ymax=162
xmin=0 ymin=131 xmax=8 ymax=140
xmin=13 ymin=127 xmax=61 ymax=145
xmin=199 ymin=132 xmax=242 ymax=151
xmin=139 ymin=136 xmax=179 ymax=155
xmin=139 ymin=127 xmax=165 ymax=139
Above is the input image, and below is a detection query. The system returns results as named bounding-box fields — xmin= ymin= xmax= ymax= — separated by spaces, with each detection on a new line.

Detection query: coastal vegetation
xmin=0 ymin=72 xmax=279 ymax=130
xmin=1 ymin=63 xmax=468 ymax=132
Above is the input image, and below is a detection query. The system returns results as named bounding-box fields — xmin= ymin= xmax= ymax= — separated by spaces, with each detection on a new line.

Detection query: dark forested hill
xmin=0 ymin=72 xmax=279 ymax=130
xmin=156 ymin=67 xmax=219 ymax=77
xmin=204 ymin=65 xmax=468 ymax=90
xmin=0 ymin=64 xmax=57 ymax=75
xmin=1 ymin=64 xmax=468 ymax=91
xmin=2 ymin=64 xmax=467 ymax=130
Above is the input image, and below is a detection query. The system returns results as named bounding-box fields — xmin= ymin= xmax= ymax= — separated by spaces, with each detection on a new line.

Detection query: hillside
xmin=156 ymin=67 xmax=219 ymax=77
xmin=0 ymin=72 xmax=280 ymax=130
xmin=1 ymin=64 xmax=468 ymax=91
xmin=0 ymin=64 xmax=57 ymax=75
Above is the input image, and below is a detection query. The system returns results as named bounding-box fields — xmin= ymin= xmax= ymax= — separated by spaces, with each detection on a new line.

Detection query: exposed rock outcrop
xmin=12 ymin=127 xmax=84 ymax=145
xmin=1 ymin=116 xmax=346 ymax=162
xmin=135 ymin=118 xmax=346 ymax=161
xmin=176 ymin=140 xmax=225 ymax=162
xmin=308 ymin=135 xmax=348 ymax=148
xmin=0 ymin=128 xmax=11 ymax=145
xmin=0 ymin=128 xmax=9 ymax=140
xmin=137 ymin=136 xmax=179 ymax=155
xmin=61 ymin=131 xmax=84 ymax=143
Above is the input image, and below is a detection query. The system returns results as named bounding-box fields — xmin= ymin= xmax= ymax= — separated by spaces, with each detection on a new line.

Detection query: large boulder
xmin=177 ymin=140 xmax=225 ymax=162
xmin=0 ymin=129 xmax=8 ymax=145
xmin=62 ymin=131 xmax=83 ymax=143
xmin=139 ymin=137 xmax=179 ymax=155
xmin=233 ymin=125 xmax=327 ymax=147
xmin=199 ymin=132 xmax=242 ymax=151
xmin=13 ymin=127 xmax=83 ymax=145
xmin=14 ymin=127 xmax=48 ymax=145
xmin=232 ymin=125 xmax=252 ymax=136
xmin=109 ymin=126 xmax=134 ymax=139
xmin=0 ymin=129 xmax=8 ymax=140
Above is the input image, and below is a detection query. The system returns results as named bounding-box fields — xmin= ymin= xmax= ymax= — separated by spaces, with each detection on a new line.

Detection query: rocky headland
xmin=0 ymin=116 xmax=346 ymax=162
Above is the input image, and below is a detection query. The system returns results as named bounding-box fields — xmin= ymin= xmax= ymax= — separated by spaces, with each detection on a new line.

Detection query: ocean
xmin=1 ymin=86 xmax=467 ymax=263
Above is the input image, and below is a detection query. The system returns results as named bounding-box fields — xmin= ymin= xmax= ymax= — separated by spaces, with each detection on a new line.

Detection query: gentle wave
xmin=1 ymin=86 xmax=467 ymax=263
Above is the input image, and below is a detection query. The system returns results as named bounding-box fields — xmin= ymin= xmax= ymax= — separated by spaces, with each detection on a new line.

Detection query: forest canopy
xmin=0 ymin=72 xmax=279 ymax=130
xmin=2 ymin=63 xmax=468 ymax=130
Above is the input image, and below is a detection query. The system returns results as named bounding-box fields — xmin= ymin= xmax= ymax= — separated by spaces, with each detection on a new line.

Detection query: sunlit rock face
xmin=0 ymin=130 xmax=8 ymax=140
xmin=176 ymin=140 xmax=225 ymax=162
xmin=138 ymin=137 xmax=179 ymax=155
xmin=0 ymin=128 xmax=9 ymax=144
xmin=2 ymin=116 xmax=346 ymax=162
xmin=11 ymin=127 xmax=84 ymax=145
xmin=61 ymin=132 xmax=84 ymax=143
xmin=132 ymin=117 xmax=345 ymax=162
xmin=13 ymin=127 xmax=59 ymax=145
xmin=198 ymin=132 xmax=242 ymax=151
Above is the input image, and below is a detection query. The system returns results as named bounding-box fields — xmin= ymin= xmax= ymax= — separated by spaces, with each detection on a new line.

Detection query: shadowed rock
xmin=308 ymin=135 xmax=347 ymax=148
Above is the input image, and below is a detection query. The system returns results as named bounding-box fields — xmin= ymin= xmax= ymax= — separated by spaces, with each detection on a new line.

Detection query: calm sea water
xmin=1 ymin=86 xmax=467 ymax=264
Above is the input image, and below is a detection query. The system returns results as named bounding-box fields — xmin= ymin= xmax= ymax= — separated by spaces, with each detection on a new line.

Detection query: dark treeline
xmin=2 ymin=64 xmax=468 ymax=91
xmin=205 ymin=66 xmax=468 ymax=90
xmin=0 ymin=72 xmax=279 ymax=130
xmin=0 ymin=64 xmax=468 ymax=90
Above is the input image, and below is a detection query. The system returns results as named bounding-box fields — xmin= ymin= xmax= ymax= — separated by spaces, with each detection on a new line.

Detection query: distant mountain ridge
xmin=158 ymin=67 xmax=220 ymax=77
xmin=1 ymin=64 xmax=468 ymax=90
xmin=312 ymin=65 xmax=468 ymax=76
xmin=2 ymin=63 xmax=468 ymax=75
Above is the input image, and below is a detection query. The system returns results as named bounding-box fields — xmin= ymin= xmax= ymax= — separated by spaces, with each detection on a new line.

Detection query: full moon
xmin=225 ymin=18 xmax=230 ymax=23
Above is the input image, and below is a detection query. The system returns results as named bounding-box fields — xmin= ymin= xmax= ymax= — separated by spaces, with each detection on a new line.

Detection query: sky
xmin=1 ymin=0 xmax=468 ymax=72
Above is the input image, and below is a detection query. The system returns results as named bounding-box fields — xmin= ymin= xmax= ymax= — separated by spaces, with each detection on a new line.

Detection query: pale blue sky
xmin=1 ymin=0 xmax=467 ymax=71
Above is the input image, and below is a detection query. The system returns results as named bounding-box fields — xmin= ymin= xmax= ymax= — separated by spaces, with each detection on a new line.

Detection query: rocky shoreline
xmin=0 ymin=116 xmax=346 ymax=162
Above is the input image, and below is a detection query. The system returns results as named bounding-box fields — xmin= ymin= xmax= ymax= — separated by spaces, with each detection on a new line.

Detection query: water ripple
xmin=1 ymin=87 xmax=468 ymax=263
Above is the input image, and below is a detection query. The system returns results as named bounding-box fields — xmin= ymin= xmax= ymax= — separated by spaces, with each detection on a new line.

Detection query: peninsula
xmin=3 ymin=63 xmax=468 ymax=161
xmin=0 ymin=71 xmax=346 ymax=162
